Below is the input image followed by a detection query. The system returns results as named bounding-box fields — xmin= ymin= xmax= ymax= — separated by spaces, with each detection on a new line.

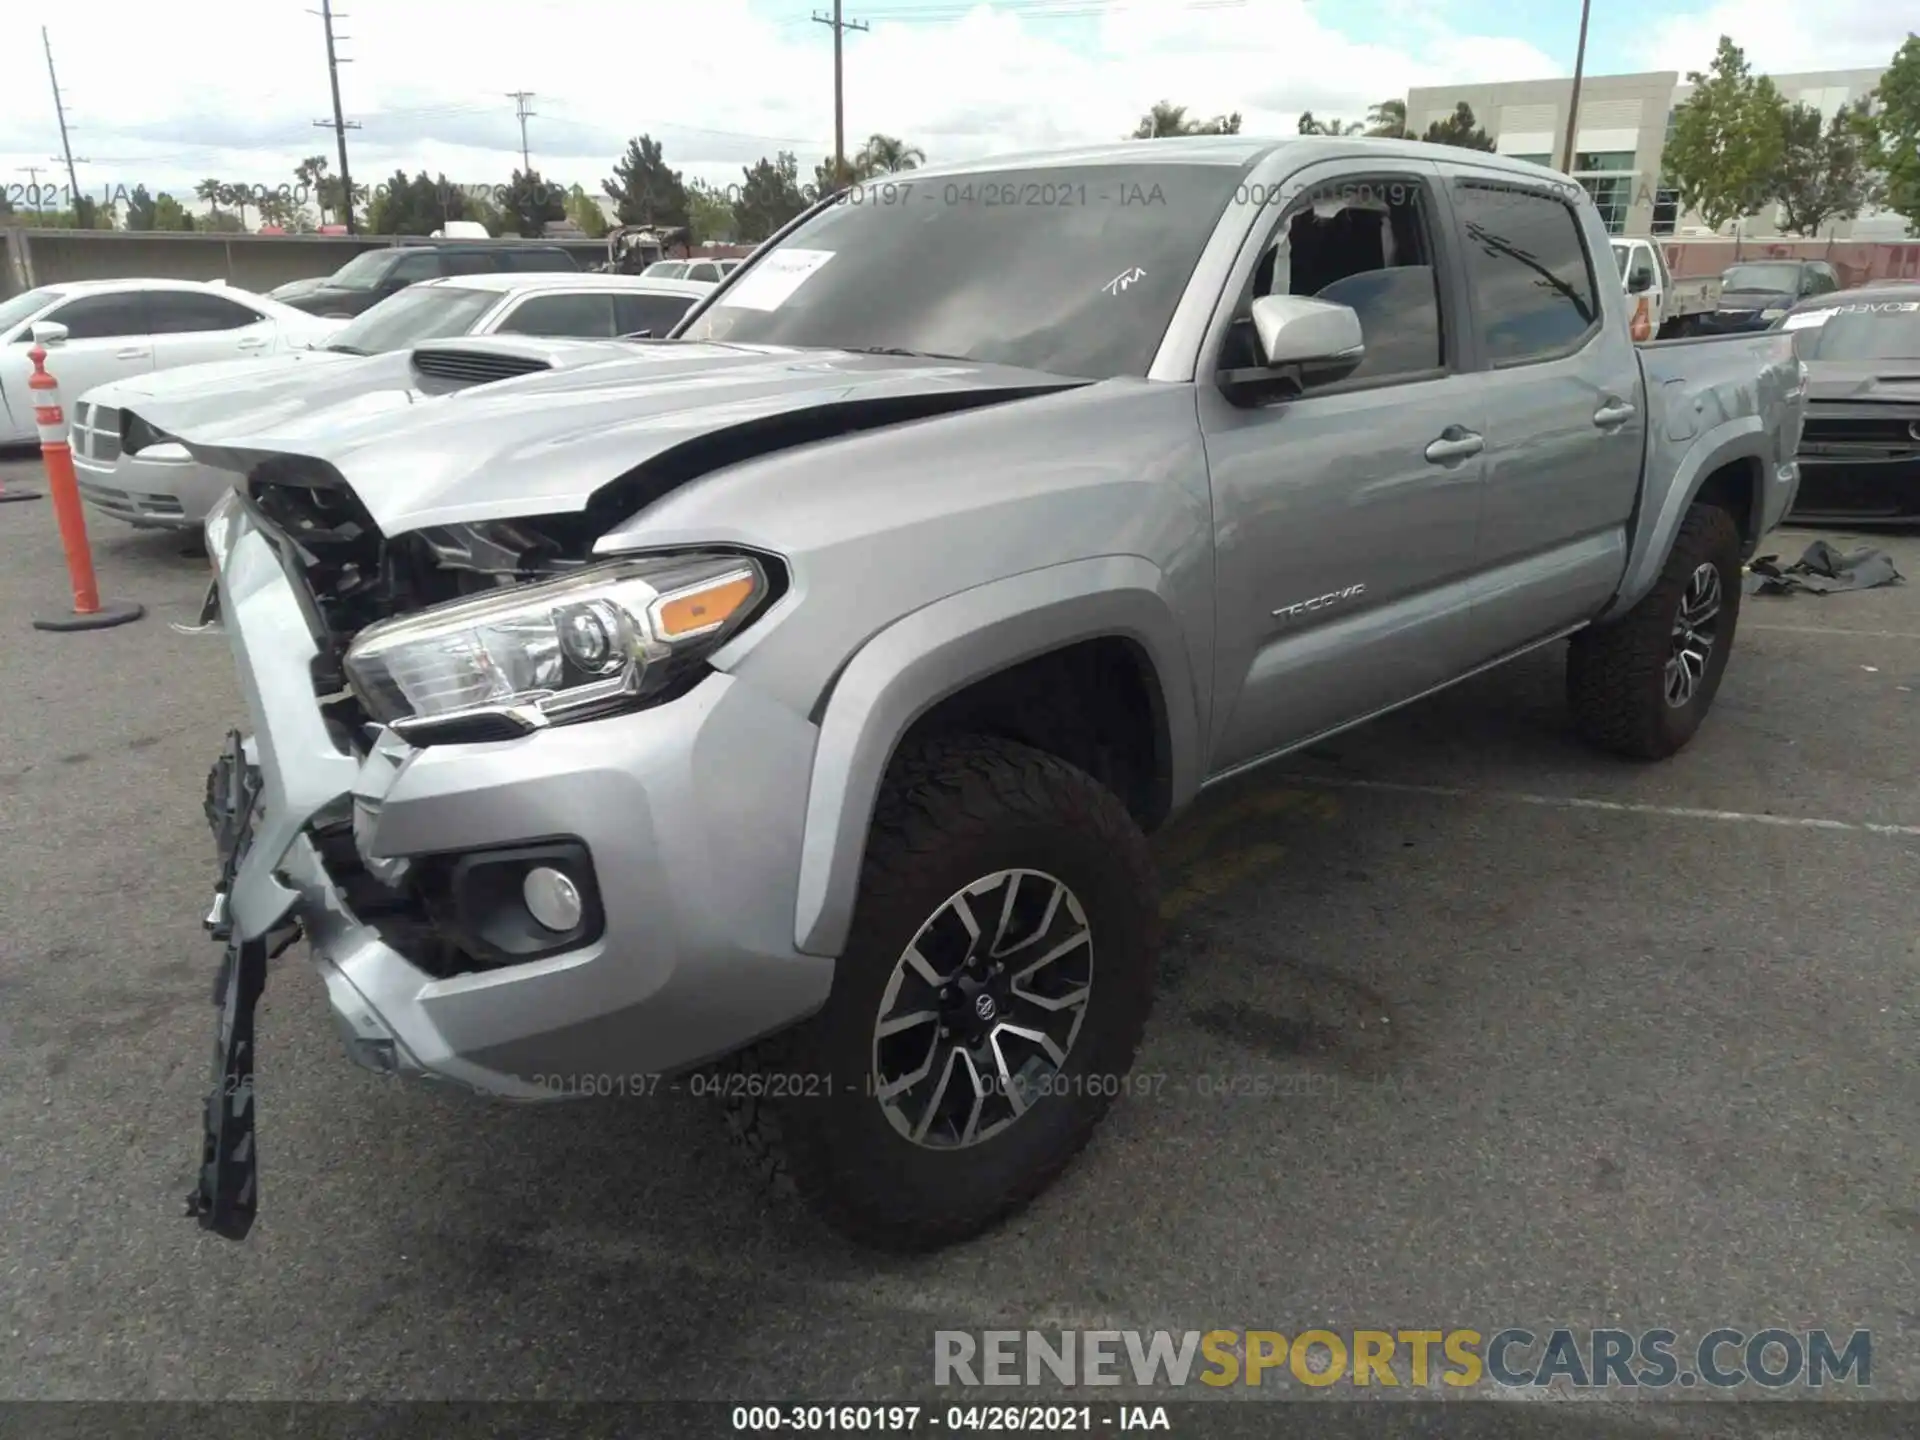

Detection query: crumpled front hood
xmin=127 ymin=334 xmax=645 ymax=460
xmin=164 ymin=343 xmax=1084 ymax=535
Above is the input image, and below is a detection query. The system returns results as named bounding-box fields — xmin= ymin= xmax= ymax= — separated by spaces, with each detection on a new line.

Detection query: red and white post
xmin=27 ymin=339 xmax=144 ymax=632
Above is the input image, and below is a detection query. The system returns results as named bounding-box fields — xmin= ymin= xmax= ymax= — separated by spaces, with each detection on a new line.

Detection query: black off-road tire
xmin=1567 ymin=501 xmax=1743 ymax=761
xmin=725 ymin=733 xmax=1160 ymax=1251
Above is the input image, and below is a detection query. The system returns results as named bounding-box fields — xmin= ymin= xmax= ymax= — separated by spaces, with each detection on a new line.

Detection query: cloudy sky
xmin=0 ymin=0 xmax=1910 ymax=217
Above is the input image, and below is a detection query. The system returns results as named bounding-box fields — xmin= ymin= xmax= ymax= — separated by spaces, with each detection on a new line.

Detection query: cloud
xmin=1638 ymin=0 xmax=1912 ymax=78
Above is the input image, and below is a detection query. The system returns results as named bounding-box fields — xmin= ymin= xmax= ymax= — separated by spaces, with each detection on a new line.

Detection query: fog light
xmin=523 ymin=866 xmax=583 ymax=932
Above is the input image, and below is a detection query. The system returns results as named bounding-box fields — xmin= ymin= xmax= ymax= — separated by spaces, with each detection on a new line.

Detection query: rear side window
xmin=614 ymin=292 xmax=699 ymax=336
xmin=388 ymin=253 xmax=441 ymax=283
xmin=1452 ymin=182 xmax=1600 ymax=366
xmin=440 ymin=251 xmax=495 ymax=276
xmin=501 ymin=248 xmax=575 ymax=273
xmin=40 ymin=291 xmax=151 ymax=340
xmin=494 ymin=292 xmax=616 ymax=337
xmin=146 ymin=292 xmax=264 ymax=333
xmin=684 ymin=262 xmax=722 ymax=283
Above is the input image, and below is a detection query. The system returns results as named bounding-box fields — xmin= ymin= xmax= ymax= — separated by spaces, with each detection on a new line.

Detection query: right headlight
xmin=342 ymin=550 xmax=771 ymax=733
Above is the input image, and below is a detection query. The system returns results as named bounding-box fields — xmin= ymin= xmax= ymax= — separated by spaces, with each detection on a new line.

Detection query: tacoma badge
xmin=1273 ymin=582 xmax=1366 ymax=620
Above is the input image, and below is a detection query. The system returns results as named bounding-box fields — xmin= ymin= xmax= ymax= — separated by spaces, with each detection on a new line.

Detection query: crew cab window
xmin=388 ymin=253 xmax=440 ymax=284
xmin=495 ymin=292 xmax=616 ymax=337
xmin=440 ymin=251 xmax=495 ymax=276
xmin=614 ymin=292 xmax=699 ymax=336
xmin=38 ymin=292 xmax=150 ymax=340
xmin=146 ymin=291 xmax=264 ymax=333
xmin=685 ymin=262 xmax=722 ymax=283
xmin=1452 ymin=182 xmax=1599 ymax=366
xmin=1221 ymin=174 xmax=1446 ymax=388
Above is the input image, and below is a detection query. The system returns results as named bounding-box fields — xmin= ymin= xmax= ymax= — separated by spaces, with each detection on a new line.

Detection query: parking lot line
xmin=1745 ymin=624 xmax=1920 ymax=640
xmin=1274 ymin=773 xmax=1920 ymax=838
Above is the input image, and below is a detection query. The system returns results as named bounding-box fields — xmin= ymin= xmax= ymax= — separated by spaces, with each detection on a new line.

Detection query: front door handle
xmin=237 ymin=337 xmax=267 ymax=350
xmin=115 ymin=347 xmax=149 ymax=360
xmin=1424 ymin=427 xmax=1484 ymax=464
xmin=1594 ymin=401 xmax=1637 ymax=427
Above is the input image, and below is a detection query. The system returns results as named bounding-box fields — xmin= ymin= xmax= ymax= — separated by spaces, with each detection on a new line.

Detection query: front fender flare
xmin=1600 ymin=415 xmax=1766 ymax=623
xmin=792 ymin=554 xmax=1201 ymax=958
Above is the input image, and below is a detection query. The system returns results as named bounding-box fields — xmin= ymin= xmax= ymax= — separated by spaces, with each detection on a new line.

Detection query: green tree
xmin=122 ymin=184 xmax=159 ymax=230
xmin=152 ymin=192 xmax=195 ymax=231
xmin=294 ymin=155 xmax=332 ymax=222
xmin=603 ymin=135 xmax=690 ymax=229
xmin=1129 ymin=101 xmax=1241 ymax=138
xmin=565 ymin=183 xmax=611 ymax=238
xmin=734 ymin=151 xmax=808 ymax=242
xmin=256 ymin=192 xmax=314 ymax=232
xmin=1298 ymin=111 xmax=1364 ymax=135
xmin=687 ymin=179 xmax=734 ymax=243
xmin=1861 ymin=32 xmax=1920 ymax=233
xmin=502 ymin=169 xmax=565 ymax=237
xmin=1421 ymin=101 xmax=1495 ymax=150
xmin=366 ymin=170 xmax=479 ymax=235
xmin=194 ymin=177 xmax=224 ymax=224
xmin=1366 ymin=98 xmax=1410 ymax=138
xmin=1772 ymin=99 xmax=1880 ymax=236
xmin=221 ymin=181 xmax=256 ymax=230
xmin=1661 ymin=35 xmax=1788 ymax=233
xmin=852 ymin=133 xmax=925 ymax=177
xmin=811 ymin=156 xmax=845 ymax=199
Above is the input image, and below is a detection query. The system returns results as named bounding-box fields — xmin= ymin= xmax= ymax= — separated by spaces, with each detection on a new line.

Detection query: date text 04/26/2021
xmin=730 ymin=1405 xmax=1171 ymax=1431
xmin=519 ymin=1070 xmax=1391 ymax=1101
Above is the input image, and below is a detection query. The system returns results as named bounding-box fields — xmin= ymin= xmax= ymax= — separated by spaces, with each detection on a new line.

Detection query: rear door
xmin=1436 ymin=162 xmax=1648 ymax=658
xmin=145 ymin=289 xmax=279 ymax=367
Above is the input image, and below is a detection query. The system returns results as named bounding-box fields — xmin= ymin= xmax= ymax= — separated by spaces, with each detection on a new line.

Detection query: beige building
xmin=1404 ymin=66 xmax=1908 ymax=240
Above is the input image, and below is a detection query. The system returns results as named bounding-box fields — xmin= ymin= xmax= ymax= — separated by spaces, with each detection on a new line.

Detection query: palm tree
xmin=1298 ymin=111 xmax=1365 ymax=135
xmin=1365 ymin=99 xmax=1411 ymax=139
xmin=294 ymin=155 xmax=331 ymax=222
xmin=1129 ymin=101 xmax=1241 ymax=138
xmin=194 ymin=177 xmax=224 ymax=223
xmin=853 ymin=133 xmax=925 ymax=178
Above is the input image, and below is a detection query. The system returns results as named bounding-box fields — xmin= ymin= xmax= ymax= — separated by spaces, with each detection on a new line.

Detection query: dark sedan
xmin=1780 ymin=284 xmax=1920 ymax=524
xmin=1698 ymin=259 xmax=1843 ymax=334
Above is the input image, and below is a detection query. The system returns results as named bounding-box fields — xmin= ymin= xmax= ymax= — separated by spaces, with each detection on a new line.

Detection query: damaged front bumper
xmin=184 ymin=490 xmax=834 ymax=1239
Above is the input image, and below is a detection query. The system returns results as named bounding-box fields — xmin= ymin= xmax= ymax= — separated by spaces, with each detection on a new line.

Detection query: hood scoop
xmin=410 ymin=348 xmax=553 ymax=386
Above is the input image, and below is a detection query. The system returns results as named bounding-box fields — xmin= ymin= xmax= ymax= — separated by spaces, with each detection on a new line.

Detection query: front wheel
xmin=726 ymin=734 xmax=1161 ymax=1251
xmin=1567 ymin=501 xmax=1743 ymax=760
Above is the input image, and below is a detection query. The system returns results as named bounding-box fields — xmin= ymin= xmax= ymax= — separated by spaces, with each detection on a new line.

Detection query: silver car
xmin=71 ymin=273 xmax=714 ymax=529
xmin=165 ymin=136 xmax=1803 ymax=1251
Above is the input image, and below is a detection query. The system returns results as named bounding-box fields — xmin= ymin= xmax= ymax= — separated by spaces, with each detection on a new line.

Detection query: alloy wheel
xmin=1665 ymin=561 xmax=1723 ymax=708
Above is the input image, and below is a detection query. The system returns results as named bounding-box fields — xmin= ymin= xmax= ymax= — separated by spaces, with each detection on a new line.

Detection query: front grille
xmin=1801 ymin=414 xmax=1920 ymax=447
xmin=410 ymin=349 xmax=551 ymax=385
xmin=70 ymin=403 xmax=121 ymax=462
xmin=76 ymin=479 xmax=185 ymax=518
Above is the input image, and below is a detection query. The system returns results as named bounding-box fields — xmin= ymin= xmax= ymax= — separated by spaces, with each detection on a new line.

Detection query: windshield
xmin=324 ymin=285 xmax=501 ymax=354
xmin=1723 ymin=263 xmax=1801 ymax=294
xmin=1794 ymin=299 xmax=1920 ymax=362
xmin=324 ymin=250 xmax=398 ymax=290
xmin=0 ymin=287 xmax=64 ymax=335
xmin=678 ymin=162 xmax=1246 ymax=379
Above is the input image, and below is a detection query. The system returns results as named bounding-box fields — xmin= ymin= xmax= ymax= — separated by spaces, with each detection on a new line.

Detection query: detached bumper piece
xmin=186 ymin=730 xmax=299 ymax=1241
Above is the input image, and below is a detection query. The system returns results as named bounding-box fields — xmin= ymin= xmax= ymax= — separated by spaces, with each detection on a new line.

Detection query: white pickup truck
xmin=1612 ymin=238 xmax=1721 ymax=339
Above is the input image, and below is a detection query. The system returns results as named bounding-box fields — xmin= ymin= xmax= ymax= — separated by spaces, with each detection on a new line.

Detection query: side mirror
xmin=1220 ymin=294 xmax=1364 ymax=403
xmin=31 ymin=320 xmax=69 ymax=347
xmin=1628 ymin=269 xmax=1654 ymax=294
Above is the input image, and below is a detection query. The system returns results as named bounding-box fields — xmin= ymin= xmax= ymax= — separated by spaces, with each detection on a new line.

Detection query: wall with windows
xmin=1405 ymin=64 xmax=1903 ymax=241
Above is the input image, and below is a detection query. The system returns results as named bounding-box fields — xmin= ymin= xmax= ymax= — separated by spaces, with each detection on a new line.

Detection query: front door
xmin=13 ymin=290 xmax=158 ymax=414
xmin=1437 ymin=166 xmax=1649 ymax=659
xmin=1198 ymin=161 xmax=1490 ymax=775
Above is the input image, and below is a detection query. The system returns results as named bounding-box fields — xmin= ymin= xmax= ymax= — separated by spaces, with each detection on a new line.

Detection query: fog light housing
xmin=424 ymin=841 xmax=605 ymax=968
xmin=523 ymin=866 xmax=584 ymax=932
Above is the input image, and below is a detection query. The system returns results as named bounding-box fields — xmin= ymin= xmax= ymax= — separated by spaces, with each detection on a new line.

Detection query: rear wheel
xmin=1567 ymin=501 xmax=1743 ymax=760
xmin=726 ymin=733 xmax=1160 ymax=1251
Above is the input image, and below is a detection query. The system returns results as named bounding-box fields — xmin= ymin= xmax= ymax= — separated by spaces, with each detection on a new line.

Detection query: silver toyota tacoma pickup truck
xmin=163 ymin=136 xmax=1806 ymax=1252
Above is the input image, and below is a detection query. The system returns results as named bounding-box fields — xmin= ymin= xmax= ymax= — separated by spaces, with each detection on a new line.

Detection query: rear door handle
xmin=115 ymin=347 xmax=149 ymax=360
xmin=1424 ymin=428 xmax=1484 ymax=464
xmin=1594 ymin=401 xmax=1637 ymax=427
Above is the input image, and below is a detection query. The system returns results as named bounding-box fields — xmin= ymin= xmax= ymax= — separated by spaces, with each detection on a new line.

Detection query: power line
xmin=42 ymin=28 xmax=84 ymax=205
xmin=310 ymin=0 xmax=361 ymax=232
xmin=508 ymin=90 xmax=537 ymax=172
xmin=812 ymin=2 xmax=869 ymax=184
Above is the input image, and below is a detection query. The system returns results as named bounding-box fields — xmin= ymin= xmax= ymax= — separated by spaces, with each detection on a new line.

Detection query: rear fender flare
xmin=1600 ymin=416 xmax=1765 ymax=622
xmin=792 ymin=554 xmax=1201 ymax=958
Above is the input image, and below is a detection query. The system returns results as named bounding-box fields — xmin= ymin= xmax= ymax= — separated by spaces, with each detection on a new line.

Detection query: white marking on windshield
xmin=1103 ymin=267 xmax=1145 ymax=296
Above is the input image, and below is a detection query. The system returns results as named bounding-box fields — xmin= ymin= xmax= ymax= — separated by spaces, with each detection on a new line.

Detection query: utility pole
xmin=16 ymin=166 xmax=46 ymax=213
xmin=42 ymin=29 xmax=84 ymax=205
xmin=1558 ymin=0 xmax=1592 ymax=176
xmin=508 ymin=91 xmax=536 ymax=173
xmin=812 ymin=2 xmax=868 ymax=185
xmin=311 ymin=0 xmax=361 ymax=232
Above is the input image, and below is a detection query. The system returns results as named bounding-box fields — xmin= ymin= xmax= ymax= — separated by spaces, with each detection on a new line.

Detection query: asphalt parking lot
xmin=1 ymin=449 xmax=1916 ymax=1413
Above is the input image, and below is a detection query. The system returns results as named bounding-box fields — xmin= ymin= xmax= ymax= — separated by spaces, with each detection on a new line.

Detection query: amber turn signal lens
xmin=651 ymin=572 xmax=757 ymax=640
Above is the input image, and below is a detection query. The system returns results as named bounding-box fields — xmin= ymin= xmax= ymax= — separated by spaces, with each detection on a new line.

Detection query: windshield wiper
xmin=838 ymin=344 xmax=974 ymax=362
xmin=325 ymin=342 xmax=369 ymax=355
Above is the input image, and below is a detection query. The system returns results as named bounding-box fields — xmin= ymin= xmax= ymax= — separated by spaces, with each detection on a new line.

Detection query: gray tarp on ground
xmin=1745 ymin=540 xmax=1906 ymax=596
